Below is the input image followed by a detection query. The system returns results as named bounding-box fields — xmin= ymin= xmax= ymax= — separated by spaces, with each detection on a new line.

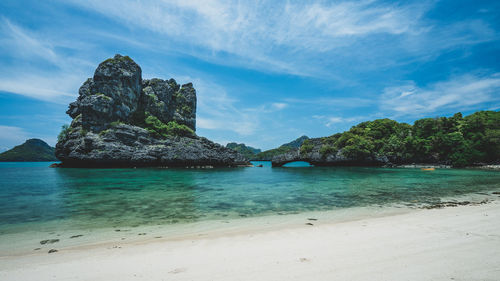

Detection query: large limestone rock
xmin=56 ymin=54 xmax=247 ymax=167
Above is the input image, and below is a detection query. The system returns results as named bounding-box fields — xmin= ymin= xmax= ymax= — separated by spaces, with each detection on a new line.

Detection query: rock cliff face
xmin=56 ymin=54 xmax=248 ymax=167
xmin=271 ymin=138 xmax=389 ymax=167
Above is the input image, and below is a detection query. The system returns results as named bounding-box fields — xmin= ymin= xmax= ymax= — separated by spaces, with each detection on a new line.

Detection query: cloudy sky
xmin=0 ymin=0 xmax=499 ymax=151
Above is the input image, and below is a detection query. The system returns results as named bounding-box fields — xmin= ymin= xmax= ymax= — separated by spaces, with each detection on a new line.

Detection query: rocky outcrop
xmin=271 ymin=138 xmax=388 ymax=167
xmin=56 ymin=54 xmax=248 ymax=167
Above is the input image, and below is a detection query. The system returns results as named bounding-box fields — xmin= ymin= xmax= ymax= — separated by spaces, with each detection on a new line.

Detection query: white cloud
xmin=190 ymin=78 xmax=260 ymax=136
xmin=312 ymin=115 xmax=368 ymax=128
xmin=380 ymin=73 xmax=500 ymax=116
xmin=285 ymin=97 xmax=374 ymax=108
xmin=271 ymin=103 xmax=288 ymax=110
xmin=0 ymin=125 xmax=30 ymax=151
xmin=0 ymin=19 xmax=59 ymax=64
xmin=65 ymin=0 xmax=433 ymax=76
xmin=0 ymin=125 xmax=28 ymax=142
xmin=0 ymin=73 xmax=81 ymax=103
xmin=0 ymin=19 xmax=92 ymax=101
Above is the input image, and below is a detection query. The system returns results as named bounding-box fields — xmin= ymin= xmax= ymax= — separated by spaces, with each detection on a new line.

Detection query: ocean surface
xmin=1 ymin=161 xmax=499 ymax=236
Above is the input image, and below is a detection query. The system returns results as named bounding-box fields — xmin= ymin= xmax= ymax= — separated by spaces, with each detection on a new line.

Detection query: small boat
xmin=421 ymin=168 xmax=435 ymax=171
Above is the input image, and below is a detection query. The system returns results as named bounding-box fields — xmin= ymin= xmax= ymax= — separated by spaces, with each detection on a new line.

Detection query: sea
xmin=1 ymin=161 xmax=499 ymax=255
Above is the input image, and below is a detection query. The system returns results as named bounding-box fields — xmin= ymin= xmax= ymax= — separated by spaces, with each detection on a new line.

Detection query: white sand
xmin=1 ymin=201 xmax=500 ymax=281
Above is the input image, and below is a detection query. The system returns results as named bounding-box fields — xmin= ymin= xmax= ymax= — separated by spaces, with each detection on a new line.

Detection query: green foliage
xmin=93 ymin=93 xmax=112 ymax=101
xmin=99 ymin=129 xmax=110 ymax=136
xmin=252 ymin=136 xmax=310 ymax=160
xmin=282 ymin=135 xmax=309 ymax=148
xmin=315 ymin=111 xmax=500 ymax=166
xmin=103 ymin=55 xmax=134 ymax=65
xmin=299 ymin=139 xmax=314 ymax=155
xmin=0 ymin=139 xmax=57 ymax=162
xmin=252 ymin=146 xmax=294 ymax=160
xmin=144 ymin=113 xmax=194 ymax=138
xmin=57 ymin=124 xmax=71 ymax=142
xmin=110 ymin=121 xmax=125 ymax=127
xmin=319 ymin=145 xmax=336 ymax=157
xmin=181 ymin=105 xmax=192 ymax=115
xmin=226 ymin=143 xmax=261 ymax=159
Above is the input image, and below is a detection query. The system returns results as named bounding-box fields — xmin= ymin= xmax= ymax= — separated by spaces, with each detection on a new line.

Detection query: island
xmin=0 ymin=139 xmax=57 ymax=162
xmin=272 ymin=112 xmax=499 ymax=167
xmin=251 ymin=135 xmax=309 ymax=161
xmin=55 ymin=55 xmax=249 ymax=167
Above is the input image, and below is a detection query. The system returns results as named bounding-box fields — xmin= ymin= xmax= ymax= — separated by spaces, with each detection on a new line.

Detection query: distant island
xmin=55 ymin=54 xmax=248 ymax=167
xmin=0 ymin=139 xmax=57 ymax=162
xmin=225 ymin=143 xmax=261 ymax=159
xmin=251 ymin=136 xmax=309 ymax=161
xmin=225 ymin=136 xmax=310 ymax=160
xmin=272 ymin=111 xmax=499 ymax=167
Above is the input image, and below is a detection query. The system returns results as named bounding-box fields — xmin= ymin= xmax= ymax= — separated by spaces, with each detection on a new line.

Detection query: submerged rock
xmin=56 ymin=54 xmax=248 ymax=167
xmin=40 ymin=239 xmax=59 ymax=245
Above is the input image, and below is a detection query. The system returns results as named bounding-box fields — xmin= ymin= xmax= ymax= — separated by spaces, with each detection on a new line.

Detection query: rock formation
xmin=56 ymin=54 xmax=248 ymax=167
xmin=271 ymin=137 xmax=389 ymax=167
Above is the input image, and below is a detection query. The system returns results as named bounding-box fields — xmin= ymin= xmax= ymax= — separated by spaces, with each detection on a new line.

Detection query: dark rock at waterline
xmin=70 ymin=235 xmax=83 ymax=239
xmin=40 ymin=239 xmax=59 ymax=245
xmin=421 ymin=199 xmax=489 ymax=209
xmin=48 ymin=249 xmax=58 ymax=254
xmin=56 ymin=54 xmax=248 ymax=167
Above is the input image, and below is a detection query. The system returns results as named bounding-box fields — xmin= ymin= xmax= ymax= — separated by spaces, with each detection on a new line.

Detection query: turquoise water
xmin=0 ymin=161 xmax=499 ymax=234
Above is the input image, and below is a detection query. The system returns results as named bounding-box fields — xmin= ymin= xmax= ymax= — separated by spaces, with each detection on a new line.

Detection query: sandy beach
xmin=1 ymin=198 xmax=499 ymax=281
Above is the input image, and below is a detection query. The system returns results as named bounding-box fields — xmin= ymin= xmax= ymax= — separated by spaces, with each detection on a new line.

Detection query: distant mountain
xmin=281 ymin=135 xmax=309 ymax=148
xmin=252 ymin=136 xmax=309 ymax=160
xmin=0 ymin=139 xmax=58 ymax=162
xmin=226 ymin=143 xmax=261 ymax=159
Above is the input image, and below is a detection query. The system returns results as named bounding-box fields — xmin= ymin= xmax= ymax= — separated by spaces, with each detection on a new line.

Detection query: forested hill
xmin=274 ymin=111 xmax=499 ymax=167
xmin=225 ymin=143 xmax=261 ymax=159
xmin=252 ymin=135 xmax=309 ymax=160
xmin=0 ymin=139 xmax=57 ymax=162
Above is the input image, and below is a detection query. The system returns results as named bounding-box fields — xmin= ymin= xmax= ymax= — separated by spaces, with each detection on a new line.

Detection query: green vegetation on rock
xmin=57 ymin=124 xmax=71 ymax=142
xmin=252 ymin=136 xmax=309 ymax=160
xmin=299 ymin=139 xmax=314 ymax=155
xmin=306 ymin=111 xmax=500 ymax=167
xmin=226 ymin=143 xmax=261 ymax=159
xmin=144 ymin=113 xmax=194 ymax=138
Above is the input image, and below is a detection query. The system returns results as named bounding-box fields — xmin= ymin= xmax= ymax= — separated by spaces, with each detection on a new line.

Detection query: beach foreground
xmin=1 ymin=200 xmax=500 ymax=281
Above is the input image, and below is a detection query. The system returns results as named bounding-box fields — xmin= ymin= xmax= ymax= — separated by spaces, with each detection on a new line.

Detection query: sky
xmin=0 ymin=0 xmax=499 ymax=151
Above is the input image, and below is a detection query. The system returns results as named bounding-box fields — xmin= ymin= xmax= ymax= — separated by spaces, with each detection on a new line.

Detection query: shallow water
xmin=0 ymin=161 xmax=499 ymax=235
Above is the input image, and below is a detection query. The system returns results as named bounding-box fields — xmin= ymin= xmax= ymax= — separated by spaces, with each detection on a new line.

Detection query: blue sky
xmin=0 ymin=0 xmax=499 ymax=151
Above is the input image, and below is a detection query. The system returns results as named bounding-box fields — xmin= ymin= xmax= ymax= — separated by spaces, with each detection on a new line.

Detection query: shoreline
xmin=1 ymin=193 xmax=500 ymax=280
xmin=0 ymin=192 xmax=497 ymax=257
